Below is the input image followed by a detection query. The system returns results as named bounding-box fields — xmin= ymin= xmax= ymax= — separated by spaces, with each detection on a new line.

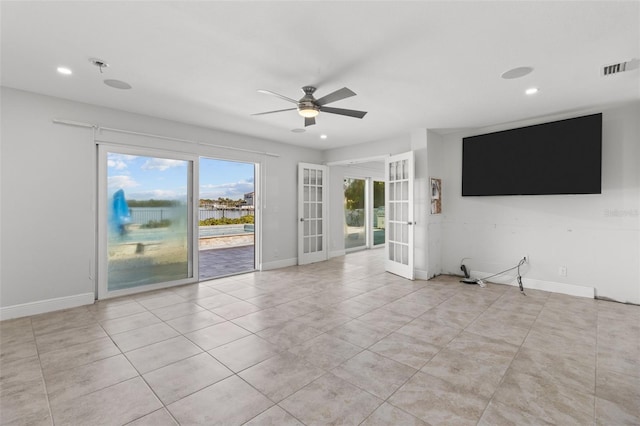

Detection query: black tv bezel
xmin=461 ymin=113 xmax=602 ymax=197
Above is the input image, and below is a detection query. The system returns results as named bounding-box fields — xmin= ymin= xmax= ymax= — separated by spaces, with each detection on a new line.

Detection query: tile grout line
xmin=368 ymin=284 xmax=478 ymax=424
xmin=31 ymin=317 xmax=56 ymax=426
xmin=474 ymin=290 xmax=550 ymax=424
xmin=593 ymin=304 xmax=600 ymax=424
xmin=6 ymin=259 xmax=631 ymax=425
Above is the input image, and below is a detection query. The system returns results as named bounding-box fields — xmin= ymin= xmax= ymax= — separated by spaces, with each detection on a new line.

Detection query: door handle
xmin=300 ymin=218 xmax=305 ymax=222
xmin=407 ymin=221 xmax=414 ymax=225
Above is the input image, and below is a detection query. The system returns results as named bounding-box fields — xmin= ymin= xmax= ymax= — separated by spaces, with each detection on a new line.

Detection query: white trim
xmin=330 ymin=250 xmax=346 ymax=258
xmin=414 ymin=269 xmax=430 ymax=280
xmin=472 ymin=271 xmax=595 ymax=299
xmin=0 ymin=293 xmax=95 ymax=321
xmin=346 ymin=246 xmax=367 ymax=254
xmin=325 ymin=155 xmax=389 ymax=166
xmin=192 ymin=159 xmax=200 ymax=281
xmin=101 ymin=277 xmax=197 ymax=300
xmin=52 ymin=119 xmax=280 ymax=158
xmin=298 ymin=163 xmax=329 ymax=265
xmin=254 ymin=162 xmax=262 ymax=272
xmin=384 ymin=151 xmax=415 ymax=280
xmin=262 ymin=257 xmax=297 ymax=271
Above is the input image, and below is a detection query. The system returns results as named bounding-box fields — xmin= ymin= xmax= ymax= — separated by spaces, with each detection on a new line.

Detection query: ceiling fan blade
xmin=304 ymin=116 xmax=316 ymax=127
xmin=251 ymin=107 xmax=297 ymax=116
xmin=319 ymin=106 xmax=367 ymax=119
xmin=257 ymin=89 xmax=298 ymax=104
xmin=315 ymin=87 xmax=356 ymax=106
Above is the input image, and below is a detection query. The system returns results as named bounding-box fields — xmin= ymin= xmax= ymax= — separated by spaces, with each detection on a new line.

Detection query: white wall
xmin=0 ymin=87 xmax=323 ymax=316
xmin=410 ymin=129 xmax=445 ymax=279
xmin=426 ymin=130 xmax=445 ymax=278
xmin=439 ymin=102 xmax=640 ymax=304
xmin=323 ymin=134 xmax=410 ymax=164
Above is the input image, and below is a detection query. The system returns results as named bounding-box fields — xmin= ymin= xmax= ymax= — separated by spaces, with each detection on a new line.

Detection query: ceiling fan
xmin=252 ymin=86 xmax=367 ymax=127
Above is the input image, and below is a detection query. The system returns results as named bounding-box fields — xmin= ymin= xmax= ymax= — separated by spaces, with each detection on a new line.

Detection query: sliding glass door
xmin=344 ymin=177 xmax=366 ymax=250
xmin=372 ymin=181 xmax=385 ymax=246
xmin=98 ymin=146 xmax=195 ymax=298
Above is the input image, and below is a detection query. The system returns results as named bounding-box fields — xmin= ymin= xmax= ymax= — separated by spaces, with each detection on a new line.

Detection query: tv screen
xmin=462 ymin=113 xmax=602 ymax=196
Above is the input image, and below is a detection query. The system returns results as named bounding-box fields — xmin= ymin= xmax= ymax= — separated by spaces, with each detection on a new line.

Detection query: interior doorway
xmin=344 ymin=177 xmax=366 ymax=250
xmin=372 ymin=180 xmax=386 ymax=246
xmin=199 ymin=157 xmax=256 ymax=279
xmin=343 ymin=176 xmax=386 ymax=252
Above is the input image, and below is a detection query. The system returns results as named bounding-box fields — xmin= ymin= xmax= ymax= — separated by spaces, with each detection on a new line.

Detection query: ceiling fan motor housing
xmin=254 ymin=85 xmax=366 ymax=124
xmin=298 ymin=87 xmax=319 ymax=116
xmin=301 ymin=86 xmax=317 ymax=97
xmin=298 ymin=100 xmax=318 ymax=111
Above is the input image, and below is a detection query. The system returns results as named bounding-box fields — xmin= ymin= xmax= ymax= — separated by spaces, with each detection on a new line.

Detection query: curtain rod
xmin=52 ymin=118 xmax=281 ymax=158
xmin=325 ymin=154 xmax=389 ymax=166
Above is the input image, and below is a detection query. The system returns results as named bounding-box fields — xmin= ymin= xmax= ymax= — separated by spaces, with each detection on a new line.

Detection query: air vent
xmin=602 ymin=59 xmax=639 ymax=76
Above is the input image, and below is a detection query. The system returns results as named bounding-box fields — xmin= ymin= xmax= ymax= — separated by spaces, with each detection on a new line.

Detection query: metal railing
xmin=198 ymin=209 xmax=254 ymax=221
xmin=129 ymin=207 xmax=254 ymax=224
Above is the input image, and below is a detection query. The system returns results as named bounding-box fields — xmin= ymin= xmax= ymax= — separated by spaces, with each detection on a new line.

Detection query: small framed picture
xmin=430 ymin=177 xmax=442 ymax=214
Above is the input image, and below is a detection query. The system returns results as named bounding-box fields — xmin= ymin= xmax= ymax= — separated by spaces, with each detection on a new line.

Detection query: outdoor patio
xmin=199 ymin=245 xmax=255 ymax=280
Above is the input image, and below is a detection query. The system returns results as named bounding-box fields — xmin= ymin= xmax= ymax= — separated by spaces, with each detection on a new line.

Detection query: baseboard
xmin=330 ymin=250 xmax=346 ymax=258
xmin=414 ymin=269 xmax=429 ymax=280
xmin=473 ymin=271 xmax=595 ymax=299
xmin=0 ymin=292 xmax=95 ymax=321
xmin=261 ymin=257 xmax=297 ymax=271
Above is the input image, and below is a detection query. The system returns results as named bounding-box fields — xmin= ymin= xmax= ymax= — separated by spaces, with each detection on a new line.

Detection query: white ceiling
xmin=1 ymin=1 xmax=638 ymax=150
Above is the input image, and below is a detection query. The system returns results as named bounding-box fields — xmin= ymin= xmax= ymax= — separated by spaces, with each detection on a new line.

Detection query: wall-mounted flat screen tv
xmin=462 ymin=113 xmax=602 ymax=196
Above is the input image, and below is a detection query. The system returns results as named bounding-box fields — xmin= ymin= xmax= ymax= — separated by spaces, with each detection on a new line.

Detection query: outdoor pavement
xmin=199 ymin=245 xmax=255 ymax=279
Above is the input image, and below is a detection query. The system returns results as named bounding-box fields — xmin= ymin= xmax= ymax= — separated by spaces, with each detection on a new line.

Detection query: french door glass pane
xmin=387 ymin=158 xmax=409 ymax=263
xmin=302 ymin=166 xmax=324 ymax=254
xmin=107 ymin=153 xmax=189 ymax=291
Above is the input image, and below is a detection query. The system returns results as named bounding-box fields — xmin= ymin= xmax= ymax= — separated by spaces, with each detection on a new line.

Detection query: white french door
xmin=298 ymin=163 xmax=328 ymax=265
xmin=385 ymin=152 xmax=414 ymax=279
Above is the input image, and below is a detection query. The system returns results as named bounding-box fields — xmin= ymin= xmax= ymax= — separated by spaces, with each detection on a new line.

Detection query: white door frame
xmin=97 ymin=144 xmax=198 ymax=299
xmin=197 ymin=156 xmax=260 ymax=278
xmin=385 ymin=151 xmax=415 ymax=279
xmin=298 ymin=163 xmax=329 ymax=265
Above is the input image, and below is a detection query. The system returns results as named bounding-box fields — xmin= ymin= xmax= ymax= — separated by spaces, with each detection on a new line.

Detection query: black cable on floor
xmin=477 ymin=257 xmax=527 ymax=295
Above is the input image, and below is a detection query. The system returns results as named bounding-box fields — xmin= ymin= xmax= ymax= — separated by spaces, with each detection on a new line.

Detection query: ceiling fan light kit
xmin=254 ymin=85 xmax=367 ymax=127
xmin=298 ymin=105 xmax=319 ymax=118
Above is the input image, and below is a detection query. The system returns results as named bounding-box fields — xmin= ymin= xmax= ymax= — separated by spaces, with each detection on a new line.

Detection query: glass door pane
xmin=298 ymin=163 xmax=327 ymax=265
xmin=344 ymin=177 xmax=366 ymax=250
xmin=105 ymin=151 xmax=191 ymax=292
xmin=373 ymin=181 xmax=385 ymax=246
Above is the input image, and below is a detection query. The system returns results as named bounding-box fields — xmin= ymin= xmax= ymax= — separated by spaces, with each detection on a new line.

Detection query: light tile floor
xmin=1 ymin=250 xmax=639 ymax=425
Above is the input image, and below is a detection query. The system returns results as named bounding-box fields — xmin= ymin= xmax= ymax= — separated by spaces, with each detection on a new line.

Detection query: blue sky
xmin=107 ymin=154 xmax=254 ymax=201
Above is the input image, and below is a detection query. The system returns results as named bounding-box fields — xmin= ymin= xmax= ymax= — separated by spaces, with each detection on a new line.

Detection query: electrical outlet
xmin=558 ymin=266 xmax=567 ymax=276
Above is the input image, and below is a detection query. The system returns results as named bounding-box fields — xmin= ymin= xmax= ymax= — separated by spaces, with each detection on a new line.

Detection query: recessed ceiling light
xmin=320 ymin=134 xmax=328 ymax=139
xmin=501 ymin=66 xmax=534 ymax=79
xmin=104 ymin=79 xmax=132 ymax=90
xmin=57 ymin=67 xmax=72 ymax=75
xmin=291 ymin=128 xmax=305 ymax=133
xmin=525 ymin=87 xmax=539 ymax=95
